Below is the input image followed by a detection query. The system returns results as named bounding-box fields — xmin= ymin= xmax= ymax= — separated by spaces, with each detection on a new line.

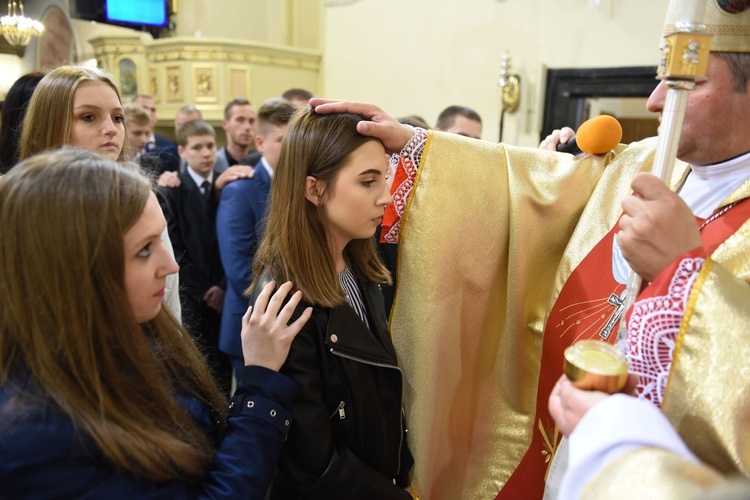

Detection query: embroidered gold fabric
xmin=579 ymin=182 xmax=750 ymax=496
xmin=662 ymin=0 xmax=750 ymax=53
xmin=662 ymin=221 xmax=750 ymax=473
xmin=391 ymin=132 xmax=659 ymax=499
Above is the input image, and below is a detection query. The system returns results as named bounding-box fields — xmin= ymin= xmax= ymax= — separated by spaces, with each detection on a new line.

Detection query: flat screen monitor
xmin=105 ymin=0 xmax=168 ymax=28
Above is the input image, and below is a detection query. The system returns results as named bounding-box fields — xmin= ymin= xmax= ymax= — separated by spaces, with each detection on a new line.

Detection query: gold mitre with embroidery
xmin=663 ymin=0 xmax=750 ymax=52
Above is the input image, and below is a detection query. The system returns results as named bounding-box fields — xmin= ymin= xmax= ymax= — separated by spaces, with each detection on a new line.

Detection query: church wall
xmin=0 ymin=0 xmax=324 ymax=140
xmin=3 ymin=0 xmax=670 ymax=148
xmin=172 ymin=0 xmax=322 ymax=50
xmin=323 ymin=0 xmax=669 ymax=147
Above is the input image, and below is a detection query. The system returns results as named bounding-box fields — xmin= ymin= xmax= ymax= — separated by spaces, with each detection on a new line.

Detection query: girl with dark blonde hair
xmin=0 ymin=148 xmax=311 ymax=497
xmin=20 ymin=65 xmax=129 ymax=162
xmin=250 ymin=109 xmax=414 ymax=499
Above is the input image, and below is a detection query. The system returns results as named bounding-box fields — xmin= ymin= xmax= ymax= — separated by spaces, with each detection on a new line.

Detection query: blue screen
xmin=105 ymin=0 xmax=167 ymax=27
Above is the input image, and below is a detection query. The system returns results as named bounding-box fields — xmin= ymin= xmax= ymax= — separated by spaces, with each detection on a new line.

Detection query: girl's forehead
xmin=340 ymin=142 xmax=388 ymax=171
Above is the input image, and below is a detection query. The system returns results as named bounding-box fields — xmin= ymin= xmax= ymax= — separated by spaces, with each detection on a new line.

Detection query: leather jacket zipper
xmin=330 ymin=401 xmax=346 ymax=420
xmin=330 ymin=348 xmax=405 ymax=476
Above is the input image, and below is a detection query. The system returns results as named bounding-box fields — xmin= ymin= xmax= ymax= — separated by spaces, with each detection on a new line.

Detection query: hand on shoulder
xmin=157 ymin=171 xmax=181 ymax=188
xmin=241 ymin=281 xmax=313 ymax=372
xmin=215 ymin=165 xmax=255 ymax=191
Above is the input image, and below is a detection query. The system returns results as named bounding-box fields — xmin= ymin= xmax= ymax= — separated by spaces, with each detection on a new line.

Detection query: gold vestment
xmin=393 ymin=132 xmax=662 ymax=498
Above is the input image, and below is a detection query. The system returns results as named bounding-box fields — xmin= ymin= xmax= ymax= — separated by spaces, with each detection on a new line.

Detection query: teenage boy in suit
xmin=216 ymin=98 xmax=297 ymax=376
xmin=160 ymin=120 xmax=235 ymax=395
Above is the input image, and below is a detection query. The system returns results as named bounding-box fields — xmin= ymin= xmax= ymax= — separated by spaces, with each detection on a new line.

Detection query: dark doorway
xmin=540 ymin=66 xmax=659 ymax=142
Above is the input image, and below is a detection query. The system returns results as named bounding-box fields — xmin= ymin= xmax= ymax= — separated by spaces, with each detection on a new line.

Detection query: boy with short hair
xmin=216 ymin=98 xmax=297 ymax=375
xmin=123 ymin=103 xmax=163 ymax=175
xmin=160 ymin=120 xmax=232 ymax=394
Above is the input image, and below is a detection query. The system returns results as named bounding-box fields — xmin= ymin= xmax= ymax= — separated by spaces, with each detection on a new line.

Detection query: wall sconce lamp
xmin=498 ymin=52 xmax=521 ymax=142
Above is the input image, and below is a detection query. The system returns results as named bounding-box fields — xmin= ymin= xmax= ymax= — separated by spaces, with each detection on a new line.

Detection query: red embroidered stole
xmin=498 ymin=196 xmax=750 ymax=499
xmin=499 ymin=223 xmax=623 ymax=498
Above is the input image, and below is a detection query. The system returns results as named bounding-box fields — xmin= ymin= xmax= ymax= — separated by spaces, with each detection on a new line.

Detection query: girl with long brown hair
xmin=249 ymin=109 xmax=414 ymax=498
xmin=0 ymin=148 xmax=311 ymax=497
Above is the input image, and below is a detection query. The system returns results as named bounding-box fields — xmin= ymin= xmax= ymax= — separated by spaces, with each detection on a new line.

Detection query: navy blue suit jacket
xmin=148 ymin=134 xmax=180 ymax=173
xmin=216 ymin=162 xmax=272 ymax=361
xmin=160 ymin=171 xmax=225 ymax=304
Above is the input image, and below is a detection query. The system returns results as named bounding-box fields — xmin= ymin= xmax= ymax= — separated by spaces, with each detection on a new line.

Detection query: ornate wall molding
xmin=89 ymin=35 xmax=321 ymax=125
xmin=147 ymin=37 xmax=321 ymax=70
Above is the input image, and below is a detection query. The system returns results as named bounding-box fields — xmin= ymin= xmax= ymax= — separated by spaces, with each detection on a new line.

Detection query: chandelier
xmin=1 ymin=0 xmax=44 ymax=47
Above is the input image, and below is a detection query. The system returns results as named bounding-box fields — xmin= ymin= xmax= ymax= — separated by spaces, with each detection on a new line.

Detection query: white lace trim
xmin=622 ymin=257 xmax=704 ymax=408
xmin=383 ymin=127 xmax=428 ymax=243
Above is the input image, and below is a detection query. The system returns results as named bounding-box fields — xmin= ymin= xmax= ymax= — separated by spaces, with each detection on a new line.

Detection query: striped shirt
xmin=338 ymin=267 xmax=369 ymax=328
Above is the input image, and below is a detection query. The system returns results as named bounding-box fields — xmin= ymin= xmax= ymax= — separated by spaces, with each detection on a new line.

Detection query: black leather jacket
xmin=254 ymin=272 xmax=413 ymax=499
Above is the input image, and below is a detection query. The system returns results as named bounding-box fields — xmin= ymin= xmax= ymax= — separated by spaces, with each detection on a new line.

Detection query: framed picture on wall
xmin=118 ymin=58 xmax=138 ymax=100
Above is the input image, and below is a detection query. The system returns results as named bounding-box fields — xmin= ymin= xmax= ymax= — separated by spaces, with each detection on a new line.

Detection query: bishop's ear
xmin=305 ymin=176 xmax=323 ymax=206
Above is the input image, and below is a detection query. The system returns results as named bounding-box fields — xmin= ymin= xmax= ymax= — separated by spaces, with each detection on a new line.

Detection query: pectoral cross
xmin=599 ymin=292 xmax=625 ymax=340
